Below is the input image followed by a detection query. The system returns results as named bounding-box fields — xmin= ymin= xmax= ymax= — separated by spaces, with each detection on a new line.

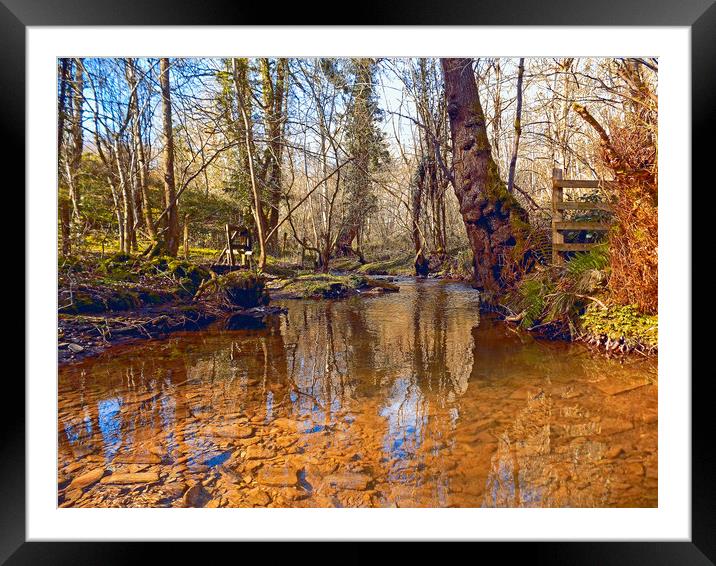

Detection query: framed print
xmin=6 ymin=0 xmax=710 ymax=562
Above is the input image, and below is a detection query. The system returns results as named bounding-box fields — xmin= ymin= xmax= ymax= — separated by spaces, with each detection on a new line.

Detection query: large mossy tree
xmin=441 ymin=58 xmax=530 ymax=303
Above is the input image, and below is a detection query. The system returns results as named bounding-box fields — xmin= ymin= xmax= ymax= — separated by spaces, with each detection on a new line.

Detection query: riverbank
xmin=57 ymin=253 xmax=405 ymax=365
xmin=58 ymin=253 xmax=286 ymax=365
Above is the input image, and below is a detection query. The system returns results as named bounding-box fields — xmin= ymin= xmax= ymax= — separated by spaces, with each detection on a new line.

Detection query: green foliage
xmin=565 ymin=243 xmax=610 ymax=276
xmin=580 ymin=304 xmax=658 ymax=349
xmin=506 ymin=245 xmax=611 ymax=333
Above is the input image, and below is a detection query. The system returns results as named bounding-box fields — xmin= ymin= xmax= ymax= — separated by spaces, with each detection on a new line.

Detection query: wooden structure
xmin=551 ymin=168 xmax=614 ymax=263
xmin=216 ymin=224 xmax=253 ymax=268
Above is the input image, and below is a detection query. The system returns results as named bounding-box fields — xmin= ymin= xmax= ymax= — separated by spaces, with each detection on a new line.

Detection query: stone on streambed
xmin=599 ymin=417 xmax=634 ymax=435
xmin=183 ymin=482 xmax=211 ymax=507
xmin=322 ymin=473 xmax=372 ymax=491
xmin=212 ymin=425 xmax=255 ymax=439
xmin=271 ymin=417 xmax=299 ymax=430
xmin=113 ymin=453 xmax=162 ymax=464
xmin=69 ymin=468 xmax=105 ymax=490
xmin=245 ymin=446 xmax=275 ymax=460
xmin=100 ymin=472 xmax=160 ymax=485
xmin=245 ymin=488 xmax=271 ymax=507
xmin=257 ymin=466 xmax=299 ymax=488
xmin=593 ymin=379 xmax=649 ymax=396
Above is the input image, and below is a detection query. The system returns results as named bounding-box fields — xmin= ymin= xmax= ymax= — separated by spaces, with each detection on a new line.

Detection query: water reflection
xmin=58 ymin=279 xmax=657 ymax=508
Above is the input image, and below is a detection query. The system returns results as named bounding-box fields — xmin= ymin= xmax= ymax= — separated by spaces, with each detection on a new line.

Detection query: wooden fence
xmin=551 ymin=168 xmax=614 ymax=264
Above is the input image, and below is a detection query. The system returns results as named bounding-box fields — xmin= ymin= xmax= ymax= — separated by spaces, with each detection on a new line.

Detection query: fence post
xmin=551 ymin=168 xmax=564 ymax=264
xmin=225 ymin=224 xmax=235 ymax=267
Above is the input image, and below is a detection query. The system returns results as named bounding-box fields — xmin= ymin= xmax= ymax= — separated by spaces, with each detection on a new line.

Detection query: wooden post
xmin=551 ymin=168 xmax=564 ymax=264
xmin=225 ymin=223 xmax=235 ymax=266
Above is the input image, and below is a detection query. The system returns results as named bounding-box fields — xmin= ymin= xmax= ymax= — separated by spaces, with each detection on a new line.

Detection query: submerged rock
xmin=212 ymin=425 xmax=255 ymax=439
xmin=322 ymin=473 xmax=372 ymax=491
xmin=257 ymin=466 xmax=299 ymax=487
xmin=183 ymin=482 xmax=211 ymax=507
xmin=245 ymin=446 xmax=275 ymax=460
xmin=69 ymin=468 xmax=105 ymax=490
xmin=245 ymin=488 xmax=271 ymax=506
xmin=113 ymin=453 xmax=162 ymax=464
xmin=100 ymin=472 xmax=159 ymax=485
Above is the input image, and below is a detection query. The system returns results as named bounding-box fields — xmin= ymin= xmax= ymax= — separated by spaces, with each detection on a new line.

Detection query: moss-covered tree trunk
xmin=441 ymin=58 xmax=529 ymax=303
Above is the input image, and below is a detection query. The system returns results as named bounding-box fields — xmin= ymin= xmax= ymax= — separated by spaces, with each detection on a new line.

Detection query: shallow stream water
xmin=58 ymin=278 xmax=657 ymax=508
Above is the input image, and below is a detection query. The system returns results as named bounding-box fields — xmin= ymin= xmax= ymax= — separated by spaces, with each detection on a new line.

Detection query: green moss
xmin=356 ymin=255 xmax=413 ymax=276
xmin=61 ymin=291 xmax=105 ymax=314
xmin=330 ymin=257 xmax=363 ymax=272
xmin=97 ymin=253 xmax=139 ymax=282
xmin=580 ymin=304 xmax=658 ymax=349
xmin=220 ymin=271 xmax=270 ymax=308
xmin=105 ymin=289 xmax=141 ymax=311
xmin=141 ymin=256 xmax=209 ymax=293
xmin=137 ymin=290 xmax=173 ymax=305
xmin=263 ymin=258 xmax=300 ymax=278
xmin=284 ymin=273 xmax=368 ymax=298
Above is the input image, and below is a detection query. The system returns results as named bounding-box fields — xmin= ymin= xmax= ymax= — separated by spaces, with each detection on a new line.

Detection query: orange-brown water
xmin=58 ymin=278 xmax=657 ymax=508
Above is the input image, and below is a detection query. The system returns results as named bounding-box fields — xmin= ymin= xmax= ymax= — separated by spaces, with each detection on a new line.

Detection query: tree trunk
xmin=261 ymin=58 xmax=287 ymax=254
xmin=441 ymin=58 xmax=529 ymax=303
xmin=125 ymin=58 xmax=156 ymax=240
xmin=58 ymin=59 xmax=71 ymax=256
xmin=506 ymin=58 xmax=525 ymax=194
xmin=412 ymin=159 xmax=428 ymax=277
xmin=159 ymin=58 xmax=180 ymax=256
xmin=234 ymin=58 xmax=267 ymax=271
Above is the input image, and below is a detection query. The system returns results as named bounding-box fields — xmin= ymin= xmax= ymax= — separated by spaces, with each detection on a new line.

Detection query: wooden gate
xmin=551 ymin=168 xmax=614 ymax=264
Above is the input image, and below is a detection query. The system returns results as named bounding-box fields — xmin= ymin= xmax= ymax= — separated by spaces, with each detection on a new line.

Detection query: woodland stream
xmin=58 ymin=278 xmax=657 ymax=508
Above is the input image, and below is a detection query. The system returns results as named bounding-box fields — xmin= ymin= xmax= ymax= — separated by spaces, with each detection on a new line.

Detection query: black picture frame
xmin=5 ymin=0 xmax=708 ymax=562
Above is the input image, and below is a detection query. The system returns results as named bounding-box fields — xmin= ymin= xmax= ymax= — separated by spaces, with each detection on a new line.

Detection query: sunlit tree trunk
xmin=441 ymin=58 xmax=529 ymax=303
xmin=260 ymin=58 xmax=288 ymax=254
xmin=58 ymin=58 xmax=72 ymax=256
xmin=234 ymin=58 xmax=267 ymax=271
xmin=125 ymin=58 xmax=156 ymax=241
xmin=506 ymin=58 xmax=525 ymax=194
xmin=412 ymin=160 xmax=428 ymax=276
xmin=159 ymin=57 xmax=180 ymax=256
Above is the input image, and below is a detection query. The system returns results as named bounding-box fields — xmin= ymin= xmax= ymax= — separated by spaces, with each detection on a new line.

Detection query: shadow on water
xmin=58 ymin=278 xmax=657 ymax=508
